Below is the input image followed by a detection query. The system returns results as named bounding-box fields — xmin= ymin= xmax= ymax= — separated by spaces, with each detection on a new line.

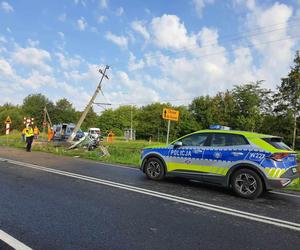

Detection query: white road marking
xmin=1 ymin=157 xmax=300 ymax=232
xmin=270 ymin=191 xmax=300 ymax=198
xmin=0 ymin=229 xmax=32 ymax=250
xmin=94 ymin=161 xmax=139 ymax=170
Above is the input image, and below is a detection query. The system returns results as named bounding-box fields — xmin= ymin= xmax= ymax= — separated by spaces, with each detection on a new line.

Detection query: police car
xmin=140 ymin=126 xmax=299 ymax=199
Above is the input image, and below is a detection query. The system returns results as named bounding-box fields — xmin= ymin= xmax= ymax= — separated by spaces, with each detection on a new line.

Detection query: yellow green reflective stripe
xmin=167 ymin=162 xmax=228 ymax=176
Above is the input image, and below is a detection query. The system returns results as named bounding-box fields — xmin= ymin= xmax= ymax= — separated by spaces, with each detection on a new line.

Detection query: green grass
xmin=0 ymin=130 xmax=158 ymax=166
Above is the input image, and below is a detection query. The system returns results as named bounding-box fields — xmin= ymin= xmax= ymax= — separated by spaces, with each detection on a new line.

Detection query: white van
xmin=88 ymin=128 xmax=101 ymax=138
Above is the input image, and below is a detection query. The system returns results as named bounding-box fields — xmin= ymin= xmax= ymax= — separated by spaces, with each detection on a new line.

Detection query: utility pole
xmin=67 ymin=65 xmax=109 ymax=143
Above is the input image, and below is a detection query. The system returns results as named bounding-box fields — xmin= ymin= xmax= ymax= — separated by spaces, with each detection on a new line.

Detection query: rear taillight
xmin=269 ymin=153 xmax=289 ymax=161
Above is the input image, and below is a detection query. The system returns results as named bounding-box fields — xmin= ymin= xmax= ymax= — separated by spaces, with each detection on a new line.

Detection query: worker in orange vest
xmin=34 ymin=126 xmax=40 ymax=139
xmin=107 ymin=130 xmax=115 ymax=142
xmin=47 ymin=125 xmax=54 ymax=142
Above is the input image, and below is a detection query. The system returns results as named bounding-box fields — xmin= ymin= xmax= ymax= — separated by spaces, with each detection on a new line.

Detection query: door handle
xmin=231 ymin=152 xmax=244 ymax=156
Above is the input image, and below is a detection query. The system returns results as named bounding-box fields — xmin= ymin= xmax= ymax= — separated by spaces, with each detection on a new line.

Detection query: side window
xmin=209 ymin=133 xmax=249 ymax=147
xmin=210 ymin=133 xmax=226 ymax=147
xmin=180 ymin=133 xmax=209 ymax=147
xmin=228 ymin=134 xmax=249 ymax=146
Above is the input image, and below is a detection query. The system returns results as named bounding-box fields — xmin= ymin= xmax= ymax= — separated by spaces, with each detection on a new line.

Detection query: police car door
xmin=168 ymin=133 xmax=209 ymax=173
xmin=203 ymin=133 xmax=251 ymax=176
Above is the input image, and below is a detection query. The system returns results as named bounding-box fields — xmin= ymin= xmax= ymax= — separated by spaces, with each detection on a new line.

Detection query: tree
xmin=136 ymin=103 xmax=168 ymax=141
xmin=52 ymin=98 xmax=77 ymax=124
xmin=189 ymin=96 xmax=216 ymax=129
xmin=231 ymin=81 xmax=272 ymax=131
xmin=22 ymin=94 xmax=54 ymax=129
xmin=96 ymin=105 xmax=139 ymax=136
xmin=172 ymin=105 xmax=201 ymax=140
xmin=0 ymin=103 xmax=23 ymax=134
xmin=274 ymin=51 xmax=300 ymax=149
xmin=189 ymin=91 xmax=236 ymax=129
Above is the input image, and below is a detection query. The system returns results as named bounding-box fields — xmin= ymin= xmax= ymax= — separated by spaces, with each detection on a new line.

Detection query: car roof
xmin=190 ymin=129 xmax=278 ymax=139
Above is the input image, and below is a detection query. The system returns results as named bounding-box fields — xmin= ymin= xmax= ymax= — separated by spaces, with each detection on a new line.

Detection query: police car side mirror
xmin=173 ymin=141 xmax=183 ymax=149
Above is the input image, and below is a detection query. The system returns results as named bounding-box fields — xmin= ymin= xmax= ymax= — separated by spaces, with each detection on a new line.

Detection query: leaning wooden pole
xmin=67 ymin=65 xmax=109 ymax=143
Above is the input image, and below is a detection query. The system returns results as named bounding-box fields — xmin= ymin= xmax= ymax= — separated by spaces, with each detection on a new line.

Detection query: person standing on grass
xmin=25 ymin=125 xmax=34 ymax=152
xmin=34 ymin=126 xmax=40 ymax=140
xmin=21 ymin=127 xmax=26 ymax=142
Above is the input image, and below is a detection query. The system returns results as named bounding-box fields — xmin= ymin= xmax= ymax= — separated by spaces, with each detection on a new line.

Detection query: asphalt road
xmin=0 ymin=147 xmax=299 ymax=249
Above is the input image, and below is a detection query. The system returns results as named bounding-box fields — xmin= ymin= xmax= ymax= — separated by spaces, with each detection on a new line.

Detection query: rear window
xmin=263 ymin=137 xmax=292 ymax=150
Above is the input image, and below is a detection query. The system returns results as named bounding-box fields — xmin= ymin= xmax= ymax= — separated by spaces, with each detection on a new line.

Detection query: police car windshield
xmin=263 ymin=137 xmax=292 ymax=150
xmin=179 ymin=133 xmax=209 ymax=146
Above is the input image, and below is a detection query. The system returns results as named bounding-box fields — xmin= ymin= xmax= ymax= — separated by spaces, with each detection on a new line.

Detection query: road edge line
xmin=0 ymin=229 xmax=32 ymax=250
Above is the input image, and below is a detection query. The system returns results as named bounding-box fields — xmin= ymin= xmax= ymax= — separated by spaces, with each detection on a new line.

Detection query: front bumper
xmin=266 ymin=167 xmax=299 ymax=189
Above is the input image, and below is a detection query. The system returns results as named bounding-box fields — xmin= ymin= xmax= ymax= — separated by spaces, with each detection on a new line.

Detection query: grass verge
xmin=0 ymin=131 xmax=154 ymax=167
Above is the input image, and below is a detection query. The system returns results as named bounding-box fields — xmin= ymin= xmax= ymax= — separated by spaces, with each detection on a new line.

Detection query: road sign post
xmin=162 ymin=108 xmax=179 ymax=145
xmin=166 ymin=120 xmax=171 ymax=144
xmin=5 ymin=116 xmax=12 ymax=144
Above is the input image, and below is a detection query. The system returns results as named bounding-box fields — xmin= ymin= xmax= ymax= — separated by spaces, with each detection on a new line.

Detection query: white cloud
xmin=56 ymin=52 xmax=81 ymax=69
xmin=105 ymin=32 xmax=128 ymax=48
xmin=59 ymin=82 xmax=91 ymax=110
xmin=13 ymin=47 xmax=52 ymax=73
xmin=64 ymin=63 xmax=99 ymax=83
xmin=103 ymin=71 xmax=160 ymax=105
xmin=97 ymin=15 xmax=107 ymax=23
xmin=22 ymin=71 xmax=57 ymax=90
xmin=151 ymin=14 xmax=197 ymax=50
xmin=27 ymin=39 xmax=40 ymax=47
xmin=232 ymin=0 xmax=256 ymax=10
xmin=245 ymin=2 xmax=295 ymax=88
xmin=99 ymin=0 xmax=108 ymax=9
xmin=77 ymin=17 xmax=87 ymax=31
xmin=116 ymin=7 xmax=124 ymax=16
xmin=0 ymin=58 xmax=14 ymax=77
xmin=128 ymin=52 xmax=145 ymax=71
xmin=0 ymin=1 xmax=13 ymax=13
xmin=131 ymin=21 xmax=150 ymax=40
xmin=192 ymin=0 xmax=214 ymax=18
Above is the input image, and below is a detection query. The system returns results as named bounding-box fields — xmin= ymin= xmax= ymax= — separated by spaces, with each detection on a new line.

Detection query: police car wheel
xmin=145 ymin=158 xmax=165 ymax=180
xmin=231 ymin=169 xmax=263 ymax=199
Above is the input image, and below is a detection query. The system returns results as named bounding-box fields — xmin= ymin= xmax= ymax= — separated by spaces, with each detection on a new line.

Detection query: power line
xmin=109 ymin=33 xmax=300 ymax=70
xmin=108 ymin=19 xmax=300 ymax=69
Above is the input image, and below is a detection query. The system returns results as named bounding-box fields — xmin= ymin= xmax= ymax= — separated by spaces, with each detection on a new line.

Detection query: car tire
xmin=231 ymin=168 xmax=263 ymax=199
xmin=145 ymin=157 xmax=165 ymax=181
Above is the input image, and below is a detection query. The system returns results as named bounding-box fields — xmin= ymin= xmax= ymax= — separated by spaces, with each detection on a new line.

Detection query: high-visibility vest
xmin=25 ymin=128 xmax=34 ymax=137
xmin=34 ymin=127 xmax=39 ymax=135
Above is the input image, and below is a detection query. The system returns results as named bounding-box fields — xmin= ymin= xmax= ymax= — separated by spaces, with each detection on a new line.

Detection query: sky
xmin=0 ymin=0 xmax=300 ymax=112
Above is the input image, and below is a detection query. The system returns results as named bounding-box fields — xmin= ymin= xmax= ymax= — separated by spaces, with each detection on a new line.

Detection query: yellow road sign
xmin=162 ymin=108 xmax=179 ymax=121
xmin=5 ymin=116 xmax=12 ymax=124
